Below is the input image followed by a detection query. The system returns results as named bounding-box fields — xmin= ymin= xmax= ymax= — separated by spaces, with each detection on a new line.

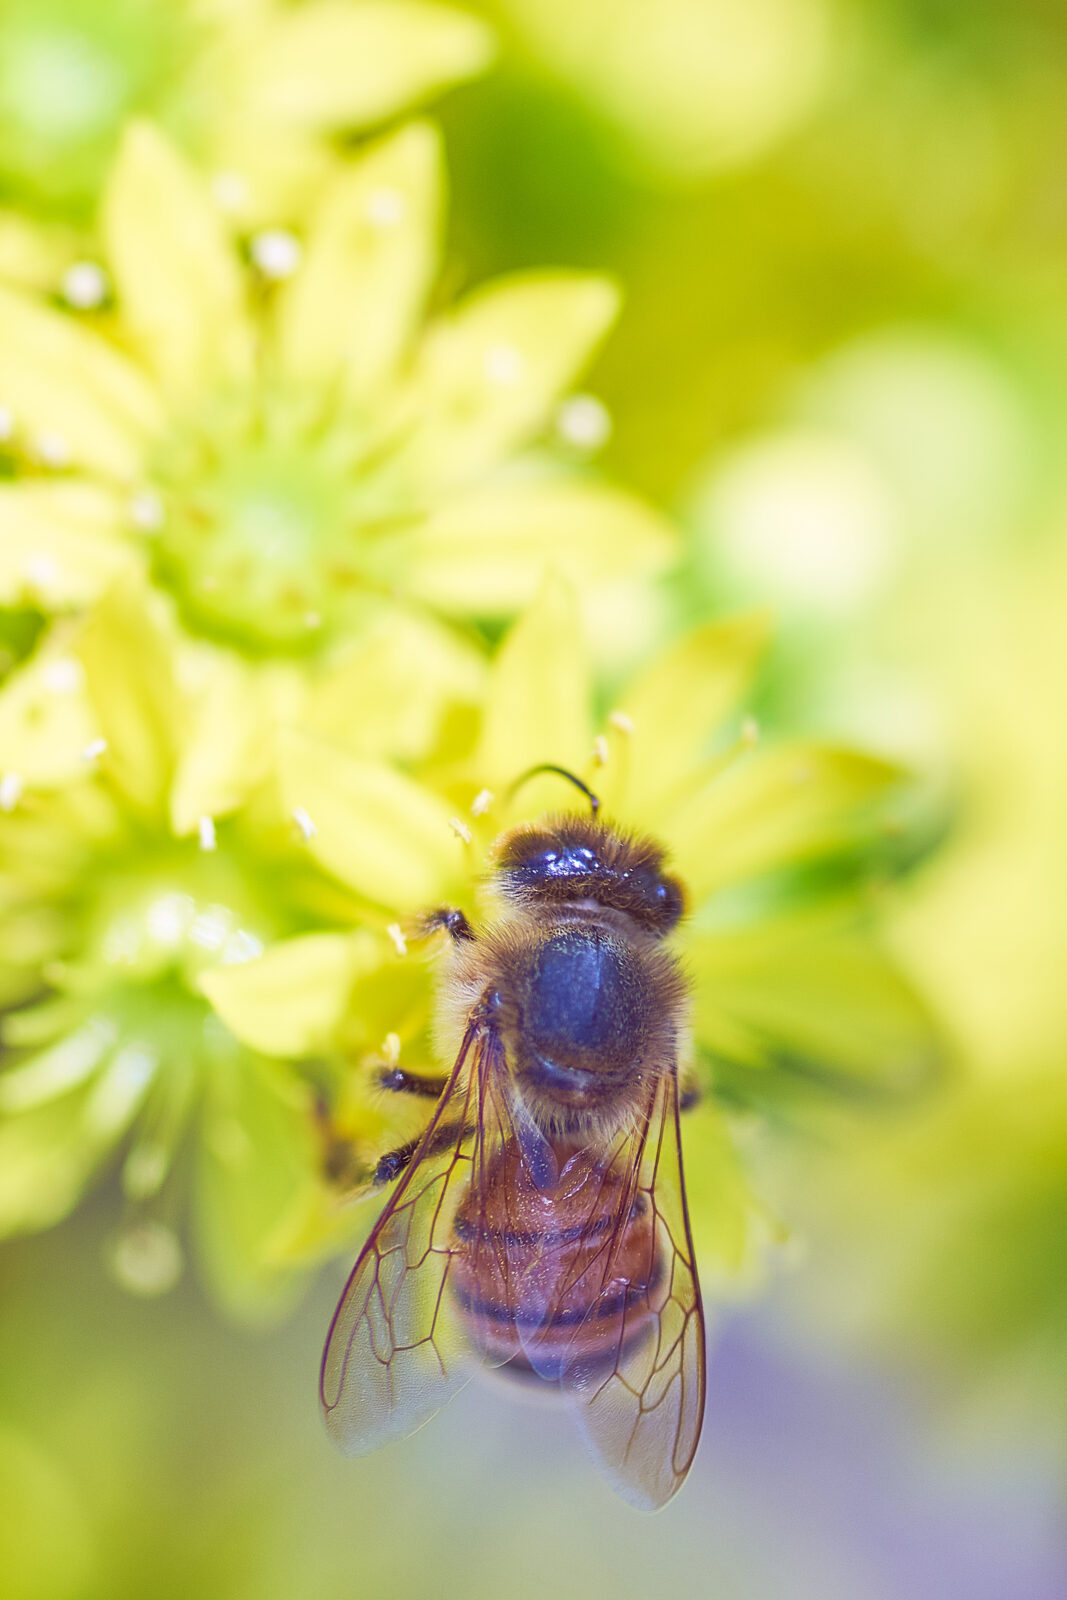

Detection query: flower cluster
xmin=0 ymin=0 xmax=493 ymax=234
xmin=0 ymin=10 xmax=936 ymax=1315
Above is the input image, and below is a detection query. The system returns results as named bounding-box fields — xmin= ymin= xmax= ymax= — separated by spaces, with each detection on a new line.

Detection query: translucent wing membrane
xmin=320 ymin=1015 xmax=500 ymax=1453
xmin=321 ymin=1014 xmax=705 ymax=1508
xmin=562 ymin=1069 xmax=707 ymax=1510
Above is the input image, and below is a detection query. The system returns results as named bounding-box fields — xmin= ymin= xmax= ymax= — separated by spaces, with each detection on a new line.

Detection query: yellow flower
xmin=200 ymin=577 xmax=937 ymax=1282
xmin=0 ymin=0 xmax=493 ymax=231
xmin=0 ymin=119 xmax=673 ymax=801
xmin=0 ymin=579 xmax=429 ymax=1316
xmin=0 ymin=576 xmax=935 ymax=1313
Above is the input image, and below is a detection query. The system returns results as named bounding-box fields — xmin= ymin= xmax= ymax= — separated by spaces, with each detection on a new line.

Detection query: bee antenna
xmin=508 ymin=764 xmax=601 ymax=819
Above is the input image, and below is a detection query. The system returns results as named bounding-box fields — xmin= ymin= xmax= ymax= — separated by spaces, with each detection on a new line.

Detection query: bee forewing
xmin=320 ymin=1019 xmax=491 ymax=1454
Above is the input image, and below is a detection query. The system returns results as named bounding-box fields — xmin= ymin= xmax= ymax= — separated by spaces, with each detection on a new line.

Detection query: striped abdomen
xmin=449 ymin=1139 xmax=660 ymax=1384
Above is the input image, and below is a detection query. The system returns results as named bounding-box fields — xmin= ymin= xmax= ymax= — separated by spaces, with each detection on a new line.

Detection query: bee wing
xmin=320 ymin=1014 xmax=507 ymax=1454
xmin=562 ymin=1067 xmax=707 ymax=1511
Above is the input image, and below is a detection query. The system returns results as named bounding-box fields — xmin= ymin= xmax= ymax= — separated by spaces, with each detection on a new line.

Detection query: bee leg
xmin=678 ymin=1080 xmax=702 ymax=1114
xmin=420 ymin=906 xmax=476 ymax=942
xmin=373 ymin=1117 xmax=469 ymax=1185
xmin=377 ymin=1065 xmax=448 ymax=1098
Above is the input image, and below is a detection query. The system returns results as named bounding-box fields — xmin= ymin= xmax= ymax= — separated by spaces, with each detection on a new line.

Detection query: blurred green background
xmin=3 ymin=1 xmax=1066 ymax=1595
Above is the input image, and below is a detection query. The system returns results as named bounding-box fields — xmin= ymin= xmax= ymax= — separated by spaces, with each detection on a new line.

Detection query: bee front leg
xmin=377 ymin=1065 xmax=448 ymax=1098
xmin=420 ymin=906 xmax=476 ymax=943
xmin=678 ymin=1073 xmax=702 ymax=1114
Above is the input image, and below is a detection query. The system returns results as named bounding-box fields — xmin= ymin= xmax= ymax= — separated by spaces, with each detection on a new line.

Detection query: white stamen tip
xmin=61 ymin=260 xmax=109 ymax=311
xmin=449 ymin=816 xmax=473 ymax=844
xmin=109 ymin=1221 xmax=183 ymax=1297
xmin=791 ymin=761 xmax=814 ymax=785
xmin=251 ymin=228 xmax=302 ymax=280
xmin=366 ymin=187 xmax=406 ymax=226
xmin=381 ymin=1032 xmax=401 ymax=1066
xmin=592 ymin=734 xmax=609 ymax=767
xmin=741 ymin=716 xmax=760 ymax=746
xmin=608 ymin=709 xmax=634 ymax=736
xmin=0 ymin=773 xmax=23 ymax=812
xmin=484 ymin=343 xmax=524 ymax=385
xmin=470 ymin=788 xmax=494 ymax=817
xmin=130 ymin=489 xmax=165 ymax=533
xmin=557 ymin=393 xmax=612 ymax=451
xmin=41 ymin=657 xmax=83 ymax=694
xmin=82 ymin=738 xmax=108 ymax=762
xmin=24 ymin=554 xmax=60 ymax=591
xmin=197 ymin=815 xmax=217 ymax=852
xmin=0 ymin=406 xmax=13 ymax=442
xmin=33 ymin=432 xmax=69 ymax=470
xmin=211 ymin=170 xmax=250 ymax=214
xmin=292 ymin=806 xmax=316 ymax=841
xmin=386 ymin=922 xmax=408 ymax=957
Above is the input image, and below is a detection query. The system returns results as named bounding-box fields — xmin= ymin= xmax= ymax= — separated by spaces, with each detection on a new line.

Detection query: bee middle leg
xmin=373 ymin=1117 xmax=471 ymax=1185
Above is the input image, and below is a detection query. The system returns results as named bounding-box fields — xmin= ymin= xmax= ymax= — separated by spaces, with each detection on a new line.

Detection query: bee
xmin=320 ymin=769 xmax=706 ymax=1510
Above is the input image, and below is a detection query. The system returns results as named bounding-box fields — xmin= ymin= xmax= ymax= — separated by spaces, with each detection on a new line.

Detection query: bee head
xmin=495 ymin=815 xmax=685 ymax=935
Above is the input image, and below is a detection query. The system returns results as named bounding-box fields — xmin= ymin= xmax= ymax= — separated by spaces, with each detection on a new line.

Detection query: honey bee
xmin=321 ymin=770 xmax=706 ymax=1510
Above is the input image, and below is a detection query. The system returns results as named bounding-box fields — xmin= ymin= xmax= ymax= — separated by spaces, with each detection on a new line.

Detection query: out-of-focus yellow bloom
xmin=0 ymin=577 xmax=934 ymax=1313
xmin=0 ymin=0 xmax=493 ymax=234
xmin=776 ymin=535 xmax=1067 ymax=1437
xmin=0 ymin=579 xmax=424 ymax=1317
xmin=195 ymin=577 xmax=936 ymax=1286
xmin=0 ymin=119 xmax=673 ymax=803
xmin=498 ymin=0 xmax=835 ymax=181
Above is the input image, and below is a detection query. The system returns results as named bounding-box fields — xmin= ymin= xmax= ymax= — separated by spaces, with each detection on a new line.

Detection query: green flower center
xmin=149 ymin=390 xmax=411 ymax=656
xmin=81 ymin=836 xmax=278 ymax=989
xmin=0 ymin=607 xmax=46 ymax=683
xmin=0 ymin=0 xmax=191 ymax=218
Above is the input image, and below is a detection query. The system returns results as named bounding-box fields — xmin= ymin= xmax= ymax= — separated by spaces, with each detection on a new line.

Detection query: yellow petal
xmin=305 ymin=609 xmax=485 ymax=763
xmin=688 ymin=910 xmax=941 ymax=1099
xmin=0 ymin=208 xmax=71 ymax=290
xmin=0 ymin=1094 xmax=110 ymax=1235
xmin=616 ymin=612 xmax=772 ymax=822
xmin=476 ymin=574 xmax=592 ymax=803
xmin=405 ymin=476 xmax=676 ymax=615
xmin=237 ymin=1 xmax=494 ymax=129
xmin=207 ymin=119 xmax=330 ymax=230
xmin=275 ymin=122 xmax=442 ymax=400
xmin=407 ymin=273 xmax=620 ymax=489
xmin=169 ymin=652 xmax=278 ymax=835
xmin=667 ymin=742 xmax=904 ymax=902
xmin=277 ymin=727 xmax=462 ymax=909
xmin=0 ymin=483 xmax=138 ymax=608
xmin=266 ymin=1176 xmax=375 ymax=1267
xmin=195 ymin=1054 xmax=315 ymax=1319
xmin=0 ymin=285 xmax=158 ymax=477
xmin=200 ymin=931 xmax=381 ymax=1057
xmin=0 ymin=1019 xmax=115 ymax=1113
xmin=682 ymin=1099 xmax=778 ymax=1285
xmin=103 ymin=122 xmax=252 ymax=398
xmin=77 ymin=579 xmax=179 ymax=814
xmin=0 ymin=638 xmax=96 ymax=788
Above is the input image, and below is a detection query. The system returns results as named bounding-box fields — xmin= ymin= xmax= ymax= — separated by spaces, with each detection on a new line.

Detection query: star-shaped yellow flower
xmin=0 ymin=578 xmax=435 ymax=1316
xmin=199 ymin=577 xmax=938 ymax=1281
xmin=0 ymin=577 xmax=937 ymax=1314
xmin=0 ymin=119 xmax=674 ymax=808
